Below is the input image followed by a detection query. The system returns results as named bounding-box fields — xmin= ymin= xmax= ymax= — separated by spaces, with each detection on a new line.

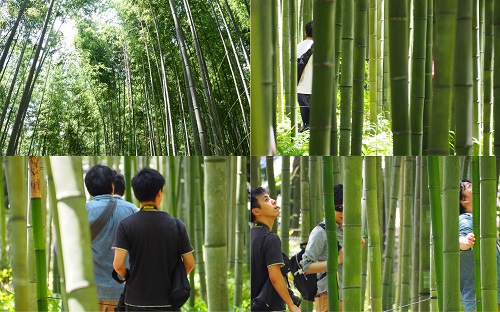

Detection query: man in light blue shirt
xmin=85 ymin=165 xmax=138 ymax=312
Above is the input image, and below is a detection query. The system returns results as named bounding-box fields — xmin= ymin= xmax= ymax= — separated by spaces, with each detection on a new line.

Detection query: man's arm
xmin=113 ymin=248 xmax=128 ymax=280
xmin=182 ymin=252 xmax=195 ymax=275
xmin=268 ymin=264 xmax=301 ymax=312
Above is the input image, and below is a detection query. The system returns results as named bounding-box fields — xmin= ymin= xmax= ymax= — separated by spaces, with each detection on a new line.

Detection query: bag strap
xmin=90 ymin=198 xmax=117 ymax=241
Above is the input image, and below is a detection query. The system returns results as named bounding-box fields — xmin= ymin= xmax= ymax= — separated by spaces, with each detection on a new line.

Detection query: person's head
xmin=305 ymin=20 xmax=313 ymax=38
xmin=113 ymin=171 xmax=126 ymax=197
xmin=460 ymin=179 xmax=472 ymax=214
xmin=131 ymin=167 xmax=165 ymax=205
xmin=85 ymin=165 xmax=115 ymax=196
xmin=250 ymin=187 xmax=279 ymax=223
xmin=334 ymin=184 xmax=343 ymax=226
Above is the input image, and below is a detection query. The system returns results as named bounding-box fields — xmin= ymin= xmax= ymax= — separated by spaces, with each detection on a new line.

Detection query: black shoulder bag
xmin=90 ymin=198 xmax=117 ymax=241
xmin=170 ymin=218 xmax=191 ymax=308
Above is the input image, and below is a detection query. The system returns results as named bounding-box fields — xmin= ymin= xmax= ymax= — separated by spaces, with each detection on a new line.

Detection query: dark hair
xmin=334 ymin=184 xmax=343 ymax=205
xmin=305 ymin=20 xmax=313 ymax=37
xmin=250 ymin=187 xmax=268 ymax=222
xmin=131 ymin=167 xmax=165 ymax=202
xmin=85 ymin=165 xmax=116 ymax=196
xmin=459 ymin=179 xmax=472 ymax=215
xmin=114 ymin=171 xmax=126 ymax=196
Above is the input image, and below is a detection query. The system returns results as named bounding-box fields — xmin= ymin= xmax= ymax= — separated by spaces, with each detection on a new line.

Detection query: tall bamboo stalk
xmin=427 ymin=156 xmax=444 ymax=310
xmin=429 ymin=1 xmax=458 ymax=154
xmin=339 ymin=0 xmax=354 ymax=155
xmin=309 ymin=0 xmax=336 ymax=155
xmin=400 ymin=156 xmax=413 ymax=309
xmin=281 ymin=156 xmax=291 ymax=256
xmin=493 ymin=1 xmax=500 ymax=154
xmin=342 ymin=156 xmax=363 ymax=311
xmin=454 ymin=0 xmax=473 ymax=155
xmin=422 ymin=0 xmax=433 ymax=155
xmin=351 ymin=0 xmax=367 ymax=156
xmin=29 ymin=157 xmax=48 ymax=311
xmin=482 ymin=0 xmax=493 ymax=155
xmin=382 ymin=157 xmax=401 ymax=310
xmin=471 ymin=156 xmax=482 ymax=311
xmin=234 ymin=156 xmax=246 ymax=307
xmin=364 ymin=156 xmax=382 ymax=311
xmin=388 ymin=0 xmax=410 ymax=155
xmin=251 ymin=0 xmax=273 ymax=155
xmin=418 ymin=156 xmax=431 ymax=311
xmin=479 ymin=156 xmax=497 ymax=310
xmin=49 ymin=156 xmax=98 ymax=311
xmin=322 ymin=156 xmax=340 ymax=311
xmin=204 ymin=157 xmax=229 ymax=311
xmin=289 ymin=0 xmax=298 ymax=137
xmin=6 ymin=157 xmax=30 ymax=311
xmin=410 ymin=0 xmax=427 ymax=155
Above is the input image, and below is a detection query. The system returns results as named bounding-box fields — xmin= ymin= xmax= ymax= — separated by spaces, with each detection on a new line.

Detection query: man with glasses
xmin=300 ymin=184 xmax=345 ymax=312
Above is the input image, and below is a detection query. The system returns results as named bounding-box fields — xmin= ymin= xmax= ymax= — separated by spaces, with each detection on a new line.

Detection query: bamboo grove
xmin=0 ymin=156 xmax=250 ymax=311
xmin=251 ymin=0 xmax=500 ymax=156
xmin=252 ymin=156 xmax=499 ymax=311
xmin=0 ymin=0 xmax=249 ymax=156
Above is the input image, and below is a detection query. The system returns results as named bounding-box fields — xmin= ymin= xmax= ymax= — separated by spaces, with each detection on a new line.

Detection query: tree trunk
xmin=204 ymin=157 xmax=229 ymax=311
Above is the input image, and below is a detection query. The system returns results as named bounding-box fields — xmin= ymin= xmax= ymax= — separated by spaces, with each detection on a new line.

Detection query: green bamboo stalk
xmin=282 ymin=0 xmax=291 ymax=124
xmin=302 ymin=0 xmax=312 ymax=37
xmin=44 ymin=157 xmax=67 ymax=310
xmin=266 ymin=156 xmax=278 ymax=233
xmin=382 ymin=157 xmax=401 ymax=310
xmin=187 ymin=158 xmax=196 ymax=308
xmin=339 ymin=0 xmax=354 ymax=155
xmin=427 ymin=156 xmax=444 ymax=310
xmin=281 ymin=156 xmax=291 ymax=256
xmin=442 ymin=157 xmax=461 ymax=311
xmin=309 ymin=156 xmax=321 ymax=229
xmin=418 ymin=157 xmax=431 ymax=311
xmin=388 ymin=0 xmax=410 ymax=155
xmin=368 ymin=0 xmax=378 ymax=127
xmin=382 ymin=0 xmax=391 ymax=118
xmin=422 ymin=0 xmax=433 ymax=155
xmin=322 ymin=156 xmax=340 ymax=311
xmin=400 ymin=157 xmax=413 ymax=309
xmin=124 ymin=156 xmax=132 ymax=202
xmin=204 ymin=157 xmax=229 ymax=311
xmin=429 ymin=1 xmax=458 ymax=154
xmin=471 ymin=156 xmax=482 ymax=311
xmin=0 ymin=156 xmax=5 ymax=266
xmin=6 ymin=157 xmax=30 ymax=311
xmin=49 ymin=156 xmax=98 ymax=311
xmin=365 ymin=156 xmax=382 ymax=311
xmin=479 ymin=156 xmax=497 ymax=310
xmin=330 ymin=0 xmax=342 ymax=155
xmin=250 ymin=156 xmax=261 ymax=189
xmin=290 ymin=0 xmax=298 ymax=137
xmin=493 ymin=1 xmax=500 ymax=154
xmin=234 ymin=156 xmax=246 ymax=307
xmin=192 ymin=157 xmax=207 ymax=302
xmin=412 ymin=158 xmax=421 ymax=301
xmin=309 ymin=0 xmax=336 ymax=155
xmin=29 ymin=157 xmax=48 ymax=311
xmin=350 ymin=0 xmax=367 ymax=156
xmin=342 ymin=156 xmax=363 ymax=311
xmin=454 ymin=0 xmax=473 ymax=155
xmin=410 ymin=0 xmax=427 ymax=155
xmin=251 ymin=0 xmax=273 ymax=155
xmin=472 ymin=0 xmax=480 ymax=156
xmin=300 ymin=157 xmax=311 ymax=244
xmin=482 ymin=0 xmax=493 ymax=155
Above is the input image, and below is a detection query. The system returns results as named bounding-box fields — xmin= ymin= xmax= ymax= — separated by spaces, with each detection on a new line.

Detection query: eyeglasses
xmin=335 ymin=205 xmax=343 ymax=212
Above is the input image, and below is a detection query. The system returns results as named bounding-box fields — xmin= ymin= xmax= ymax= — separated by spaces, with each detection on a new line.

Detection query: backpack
xmin=297 ymin=43 xmax=314 ymax=84
xmin=290 ymin=222 xmax=326 ymax=301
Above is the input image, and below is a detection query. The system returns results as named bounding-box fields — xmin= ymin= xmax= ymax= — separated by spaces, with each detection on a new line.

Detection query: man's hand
xmin=460 ymin=233 xmax=475 ymax=250
xmin=338 ymin=247 xmax=343 ymax=264
xmin=289 ymin=304 xmax=301 ymax=312
xmin=361 ymin=237 xmax=366 ymax=246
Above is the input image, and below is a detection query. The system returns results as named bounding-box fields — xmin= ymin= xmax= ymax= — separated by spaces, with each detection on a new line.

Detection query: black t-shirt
xmin=251 ymin=224 xmax=286 ymax=311
xmin=112 ymin=210 xmax=194 ymax=307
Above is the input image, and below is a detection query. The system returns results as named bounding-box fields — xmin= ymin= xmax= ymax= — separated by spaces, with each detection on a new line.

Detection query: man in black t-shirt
xmin=251 ymin=187 xmax=301 ymax=312
xmin=112 ymin=167 xmax=195 ymax=311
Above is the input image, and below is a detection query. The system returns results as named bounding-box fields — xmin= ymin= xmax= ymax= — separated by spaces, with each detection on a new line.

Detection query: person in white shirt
xmin=297 ymin=20 xmax=313 ymax=133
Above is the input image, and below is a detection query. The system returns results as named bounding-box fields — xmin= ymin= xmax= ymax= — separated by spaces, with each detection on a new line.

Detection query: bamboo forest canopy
xmin=0 ymin=0 xmax=249 ymax=155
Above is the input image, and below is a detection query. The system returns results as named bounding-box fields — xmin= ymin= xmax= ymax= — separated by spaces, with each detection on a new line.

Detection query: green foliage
xmin=276 ymin=117 xmax=310 ymax=156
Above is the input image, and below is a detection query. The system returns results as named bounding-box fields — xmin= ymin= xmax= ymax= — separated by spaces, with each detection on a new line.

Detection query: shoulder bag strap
xmin=90 ymin=198 xmax=117 ymax=241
